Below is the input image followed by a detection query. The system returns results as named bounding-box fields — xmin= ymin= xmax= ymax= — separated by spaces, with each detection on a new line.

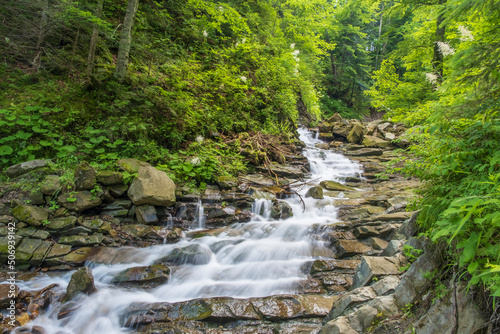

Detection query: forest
xmin=0 ymin=0 xmax=499 ymax=315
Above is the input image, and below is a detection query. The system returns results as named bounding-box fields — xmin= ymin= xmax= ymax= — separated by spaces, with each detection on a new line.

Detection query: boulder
xmin=320 ymin=180 xmax=355 ymax=191
xmin=96 ymin=171 xmax=123 ymax=185
xmin=271 ymin=201 xmax=294 ymax=219
xmin=326 ymin=113 xmax=343 ymax=123
xmin=109 ymin=184 xmax=129 ymax=197
xmin=74 ymin=161 xmax=96 ymax=191
xmin=4 ymin=159 xmax=49 ymax=178
xmin=128 ymin=166 xmax=176 ymax=207
xmin=40 ymin=175 xmax=62 ymax=195
xmin=135 ymin=205 xmax=158 ymax=224
xmin=347 ymin=124 xmax=364 ymax=144
xmin=58 ymin=191 xmax=102 ymax=212
xmin=320 ymin=316 xmax=358 ymax=334
xmin=351 ymin=256 xmax=403 ymax=289
xmin=0 ymin=284 xmax=19 ymax=308
xmin=362 ymin=136 xmax=390 ymax=148
xmin=158 ymin=244 xmax=212 ymax=265
xmin=384 ymin=132 xmax=396 ymax=140
xmin=324 ymin=286 xmax=377 ymax=322
xmin=12 ymin=205 xmax=49 ymax=227
xmin=112 ymin=264 xmax=170 ymax=286
xmin=116 ymin=158 xmax=151 ymax=173
xmin=305 ymin=186 xmax=324 ymax=199
xmin=65 ymin=267 xmax=97 ymax=301
xmin=371 ymin=276 xmax=400 ymax=296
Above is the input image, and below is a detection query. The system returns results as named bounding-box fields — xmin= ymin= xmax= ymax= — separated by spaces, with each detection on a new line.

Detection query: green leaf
xmin=0 ymin=145 xmax=13 ymax=155
xmin=39 ymin=140 xmax=52 ymax=146
xmin=32 ymin=125 xmax=48 ymax=133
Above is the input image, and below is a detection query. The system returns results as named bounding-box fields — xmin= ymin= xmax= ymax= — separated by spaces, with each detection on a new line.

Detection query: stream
xmin=12 ymin=128 xmax=363 ymax=333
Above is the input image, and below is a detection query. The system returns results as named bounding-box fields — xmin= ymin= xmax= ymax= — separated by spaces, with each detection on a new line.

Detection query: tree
xmin=86 ymin=0 xmax=105 ymax=78
xmin=114 ymin=0 xmax=139 ymax=81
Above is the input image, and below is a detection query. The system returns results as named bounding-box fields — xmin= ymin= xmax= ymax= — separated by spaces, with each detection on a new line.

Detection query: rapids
xmin=10 ymin=128 xmax=363 ymax=333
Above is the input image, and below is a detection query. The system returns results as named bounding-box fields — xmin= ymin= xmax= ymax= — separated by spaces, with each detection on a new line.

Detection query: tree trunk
xmin=114 ymin=0 xmax=139 ymax=82
xmin=86 ymin=0 xmax=104 ymax=78
xmin=33 ymin=0 xmax=49 ymax=69
xmin=432 ymin=0 xmax=446 ymax=80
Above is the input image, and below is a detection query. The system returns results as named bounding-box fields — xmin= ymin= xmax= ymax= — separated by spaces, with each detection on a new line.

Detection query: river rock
xmin=128 ymin=166 xmax=176 ymax=207
xmin=362 ymin=135 xmax=390 ymax=148
xmin=135 ymin=205 xmax=158 ymax=224
xmin=74 ymin=161 xmax=96 ymax=191
xmin=158 ymin=244 xmax=212 ymax=265
xmin=119 ymin=224 xmax=159 ymax=240
xmin=4 ymin=159 xmax=49 ymax=178
xmin=320 ymin=180 xmax=355 ymax=191
xmin=305 ymin=186 xmax=324 ymax=199
xmin=0 ymin=284 xmax=19 ymax=308
xmin=334 ymin=240 xmax=372 ymax=258
xmin=58 ymin=234 xmax=104 ymax=246
xmin=58 ymin=191 xmax=102 ymax=212
xmin=96 ymin=171 xmax=124 ymax=185
xmin=347 ymin=124 xmax=364 ymax=144
xmin=40 ymin=175 xmax=62 ymax=195
xmin=271 ymin=201 xmax=293 ymax=219
xmin=112 ymin=264 xmax=170 ymax=286
xmin=116 ymin=158 xmax=151 ymax=173
xmin=46 ymin=216 xmax=77 ymax=231
xmin=12 ymin=205 xmax=49 ymax=227
xmin=64 ymin=267 xmax=97 ymax=301
xmin=45 ymin=247 xmax=99 ymax=267
xmin=351 ymin=256 xmax=403 ymax=289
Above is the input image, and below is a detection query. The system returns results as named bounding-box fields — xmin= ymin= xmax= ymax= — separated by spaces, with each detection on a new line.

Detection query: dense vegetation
xmin=0 ymin=0 xmax=498 ymax=303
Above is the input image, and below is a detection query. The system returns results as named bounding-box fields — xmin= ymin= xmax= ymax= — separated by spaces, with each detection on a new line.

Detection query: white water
xmin=11 ymin=128 xmax=363 ymax=334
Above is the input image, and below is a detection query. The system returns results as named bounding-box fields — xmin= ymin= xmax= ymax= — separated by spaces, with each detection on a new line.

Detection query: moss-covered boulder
xmin=97 ymin=171 xmax=124 ymax=185
xmin=12 ymin=205 xmax=49 ymax=227
xmin=116 ymin=158 xmax=151 ymax=173
xmin=112 ymin=264 xmax=170 ymax=286
xmin=271 ymin=201 xmax=294 ymax=219
xmin=216 ymin=176 xmax=238 ymax=189
xmin=40 ymin=175 xmax=62 ymax=196
xmin=46 ymin=216 xmax=77 ymax=231
xmin=58 ymin=191 xmax=102 ymax=212
xmin=305 ymin=186 xmax=324 ymax=199
xmin=4 ymin=159 xmax=49 ymax=178
xmin=347 ymin=124 xmax=365 ymax=144
xmin=362 ymin=135 xmax=390 ymax=148
xmin=65 ymin=267 xmax=97 ymax=302
xmin=74 ymin=161 xmax=96 ymax=191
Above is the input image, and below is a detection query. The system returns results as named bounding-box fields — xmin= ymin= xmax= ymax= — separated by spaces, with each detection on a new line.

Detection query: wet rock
xmin=45 ymin=247 xmax=99 ymax=267
xmin=351 ymin=256 xmax=403 ymax=289
xmin=315 ymin=143 xmax=330 ymax=150
xmin=58 ymin=191 xmax=102 ymax=212
xmin=0 ymin=284 xmax=19 ymax=308
xmin=320 ymin=181 xmax=355 ymax=191
xmin=112 ymin=264 xmax=170 ymax=286
xmin=347 ymin=124 xmax=364 ymax=144
xmin=31 ymin=326 xmax=47 ymax=334
xmin=12 ymin=205 xmax=49 ymax=227
xmin=64 ymin=267 xmax=97 ymax=301
xmin=395 ymin=250 xmax=441 ymax=308
xmin=334 ymin=240 xmax=372 ymax=258
xmin=45 ymin=244 xmax=72 ymax=258
xmin=119 ymin=224 xmax=159 ymax=240
xmin=314 ymin=272 xmax=353 ymax=292
xmin=46 ymin=216 xmax=77 ymax=231
xmin=158 ymin=244 xmax=212 ymax=265
xmin=252 ymin=295 xmax=303 ymax=320
xmin=324 ymin=286 xmax=377 ymax=322
xmin=136 ymin=205 xmax=158 ymax=224
xmin=116 ymin=158 xmax=151 ymax=173
xmin=58 ymin=234 xmax=104 ymax=246
xmin=96 ymin=171 xmax=124 ymax=185
xmin=362 ymin=135 xmax=390 ymax=148
xmin=128 ymin=166 xmax=176 ymax=207
xmin=309 ymin=259 xmax=360 ymax=274
xmin=216 ymin=176 xmax=239 ymax=189
xmin=305 ymin=186 xmax=324 ymax=199
xmin=4 ymin=159 xmax=49 ymax=178
xmin=271 ymin=201 xmax=293 ymax=219
xmin=411 ymin=283 xmax=487 ymax=334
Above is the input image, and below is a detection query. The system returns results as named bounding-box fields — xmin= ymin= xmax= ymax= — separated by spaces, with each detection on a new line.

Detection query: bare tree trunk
xmin=34 ymin=0 xmax=49 ymax=69
xmin=114 ymin=0 xmax=139 ymax=82
xmin=375 ymin=2 xmax=384 ymax=64
xmin=86 ymin=0 xmax=104 ymax=78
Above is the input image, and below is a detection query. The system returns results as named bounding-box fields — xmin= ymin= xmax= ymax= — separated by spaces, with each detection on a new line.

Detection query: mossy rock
xmin=116 ymin=158 xmax=151 ymax=173
xmin=74 ymin=161 xmax=96 ymax=191
xmin=216 ymin=176 xmax=238 ymax=189
xmin=65 ymin=267 xmax=97 ymax=302
xmin=12 ymin=205 xmax=49 ymax=227
xmin=40 ymin=175 xmax=62 ymax=196
xmin=97 ymin=171 xmax=124 ymax=185
xmin=320 ymin=181 xmax=355 ymax=192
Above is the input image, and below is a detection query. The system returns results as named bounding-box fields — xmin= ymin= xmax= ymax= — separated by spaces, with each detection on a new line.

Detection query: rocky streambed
xmin=0 ymin=118 xmax=490 ymax=334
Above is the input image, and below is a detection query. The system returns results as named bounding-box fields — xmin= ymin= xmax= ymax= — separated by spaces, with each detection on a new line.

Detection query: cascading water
xmin=11 ymin=128 xmax=363 ymax=334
